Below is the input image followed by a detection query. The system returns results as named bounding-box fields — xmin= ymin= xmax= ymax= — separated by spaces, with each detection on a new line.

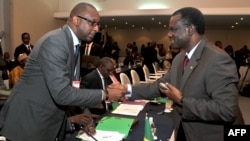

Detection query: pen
xmin=80 ymin=126 xmax=98 ymax=141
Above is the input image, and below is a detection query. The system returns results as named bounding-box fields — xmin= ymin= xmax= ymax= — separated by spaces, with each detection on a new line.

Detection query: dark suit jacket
xmin=14 ymin=43 xmax=33 ymax=64
xmin=80 ymin=43 xmax=103 ymax=57
xmin=81 ymin=69 xmax=113 ymax=115
xmin=131 ymin=38 xmax=244 ymax=141
xmin=0 ymin=25 xmax=103 ymax=141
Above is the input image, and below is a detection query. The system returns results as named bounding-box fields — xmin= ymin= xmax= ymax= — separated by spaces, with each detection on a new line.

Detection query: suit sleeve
xmin=131 ymin=73 xmax=170 ymax=100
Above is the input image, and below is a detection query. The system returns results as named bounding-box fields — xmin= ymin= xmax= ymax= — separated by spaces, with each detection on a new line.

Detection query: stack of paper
xmin=112 ymin=101 xmax=146 ymax=116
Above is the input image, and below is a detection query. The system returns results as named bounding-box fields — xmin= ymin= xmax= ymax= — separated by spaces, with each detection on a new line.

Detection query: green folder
xmin=96 ymin=116 xmax=134 ymax=138
xmin=156 ymin=97 xmax=167 ymax=103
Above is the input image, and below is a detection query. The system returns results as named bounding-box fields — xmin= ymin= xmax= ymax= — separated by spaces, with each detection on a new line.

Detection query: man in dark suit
xmin=82 ymin=41 xmax=103 ymax=57
xmin=81 ymin=57 xmax=117 ymax=115
xmin=79 ymin=34 xmax=103 ymax=77
xmin=110 ymin=7 xmax=244 ymax=141
xmin=14 ymin=32 xmax=33 ymax=65
xmin=0 ymin=3 xmax=124 ymax=141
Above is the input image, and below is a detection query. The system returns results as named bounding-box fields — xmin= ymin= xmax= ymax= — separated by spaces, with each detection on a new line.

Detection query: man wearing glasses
xmin=0 ymin=2 xmax=125 ymax=141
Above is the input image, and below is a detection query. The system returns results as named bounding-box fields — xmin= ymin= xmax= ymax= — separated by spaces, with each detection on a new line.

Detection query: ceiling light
xmin=152 ymin=18 xmax=155 ymax=21
xmin=112 ymin=18 xmax=115 ymax=21
xmin=232 ymin=25 xmax=235 ymax=28
xmin=132 ymin=25 xmax=135 ymax=27
xmin=235 ymin=22 xmax=238 ymax=25
xmin=158 ymin=21 xmax=161 ymax=24
xmin=138 ymin=3 xmax=167 ymax=9
xmin=164 ymin=25 xmax=167 ymax=28
xmin=125 ymin=22 xmax=128 ymax=24
xmin=141 ymin=27 xmax=144 ymax=30
xmin=240 ymin=18 xmax=244 ymax=20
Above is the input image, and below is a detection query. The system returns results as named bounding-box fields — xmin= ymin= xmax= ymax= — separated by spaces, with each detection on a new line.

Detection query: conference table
xmin=126 ymin=102 xmax=174 ymax=141
xmin=100 ymin=101 xmax=174 ymax=141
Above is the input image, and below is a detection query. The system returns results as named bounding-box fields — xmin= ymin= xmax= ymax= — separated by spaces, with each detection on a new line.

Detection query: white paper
xmin=78 ymin=130 xmax=125 ymax=141
xmin=112 ymin=103 xmax=144 ymax=116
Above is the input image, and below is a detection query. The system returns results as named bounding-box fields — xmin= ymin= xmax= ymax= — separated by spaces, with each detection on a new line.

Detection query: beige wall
xmin=9 ymin=0 xmax=65 ymax=59
xmin=1 ymin=0 xmax=250 ymax=59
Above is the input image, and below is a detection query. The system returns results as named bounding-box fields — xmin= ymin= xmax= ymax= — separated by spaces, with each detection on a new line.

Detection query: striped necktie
xmin=74 ymin=44 xmax=80 ymax=79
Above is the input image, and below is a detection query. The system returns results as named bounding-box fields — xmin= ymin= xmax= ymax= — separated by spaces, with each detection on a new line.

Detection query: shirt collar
xmin=186 ymin=40 xmax=201 ymax=59
xmin=67 ymin=25 xmax=80 ymax=46
xmin=97 ymin=68 xmax=104 ymax=79
xmin=87 ymin=42 xmax=93 ymax=47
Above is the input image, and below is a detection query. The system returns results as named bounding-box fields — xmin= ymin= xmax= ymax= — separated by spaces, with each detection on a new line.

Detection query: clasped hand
xmin=106 ymin=83 xmax=128 ymax=101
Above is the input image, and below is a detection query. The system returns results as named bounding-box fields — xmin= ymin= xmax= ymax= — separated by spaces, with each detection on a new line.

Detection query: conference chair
xmin=142 ymin=65 xmax=161 ymax=83
xmin=130 ymin=70 xmax=147 ymax=85
xmin=119 ymin=73 xmax=131 ymax=85
xmin=152 ymin=62 xmax=168 ymax=76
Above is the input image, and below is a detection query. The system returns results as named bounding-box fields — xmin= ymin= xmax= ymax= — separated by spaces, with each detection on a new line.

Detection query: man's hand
xmin=68 ymin=114 xmax=93 ymax=127
xmin=159 ymin=83 xmax=183 ymax=105
xmin=105 ymin=83 xmax=128 ymax=101
xmin=108 ymin=83 xmax=128 ymax=94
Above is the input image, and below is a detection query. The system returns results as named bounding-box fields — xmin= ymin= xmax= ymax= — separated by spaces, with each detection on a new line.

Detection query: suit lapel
xmin=94 ymin=70 xmax=104 ymax=89
xmin=180 ymin=39 xmax=207 ymax=91
xmin=62 ymin=25 xmax=75 ymax=81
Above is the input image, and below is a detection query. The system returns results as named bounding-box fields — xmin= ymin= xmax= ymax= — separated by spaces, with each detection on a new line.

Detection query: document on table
xmin=112 ymin=103 xmax=144 ymax=116
xmin=77 ymin=116 xmax=135 ymax=141
xmin=77 ymin=130 xmax=124 ymax=141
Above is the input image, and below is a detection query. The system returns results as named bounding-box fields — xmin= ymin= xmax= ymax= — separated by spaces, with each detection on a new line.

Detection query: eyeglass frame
xmin=77 ymin=15 xmax=100 ymax=27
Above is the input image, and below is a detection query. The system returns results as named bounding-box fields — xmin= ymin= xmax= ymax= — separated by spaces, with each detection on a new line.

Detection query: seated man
xmin=61 ymin=110 xmax=96 ymax=141
xmin=9 ymin=53 xmax=28 ymax=89
xmin=81 ymin=57 xmax=117 ymax=115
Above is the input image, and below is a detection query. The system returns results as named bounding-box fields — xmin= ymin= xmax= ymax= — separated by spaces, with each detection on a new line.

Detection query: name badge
xmin=72 ymin=81 xmax=80 ymax=88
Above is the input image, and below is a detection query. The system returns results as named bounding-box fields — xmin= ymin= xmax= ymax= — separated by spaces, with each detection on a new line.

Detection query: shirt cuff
xmin=125 ymin=84 xmax=132 ymax=97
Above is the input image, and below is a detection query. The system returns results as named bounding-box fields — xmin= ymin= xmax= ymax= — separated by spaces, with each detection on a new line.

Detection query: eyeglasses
xmin=77 ymin=15 xmax=100 ymax=27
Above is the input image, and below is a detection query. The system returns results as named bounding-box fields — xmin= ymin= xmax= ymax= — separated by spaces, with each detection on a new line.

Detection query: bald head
xmin=67 ymin=2 xmax=100 ymax=42
xmin=69 ymin=3 xmax=97 ymax=19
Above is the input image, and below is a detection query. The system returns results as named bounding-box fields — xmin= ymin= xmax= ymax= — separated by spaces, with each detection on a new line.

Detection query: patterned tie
xmin=74 ymin=44 xmax=80 ymax=79
xmin=183 ymin=55 xmax=189 ymax=70
xmin=74 ymin=44 xmax=80 ymax=60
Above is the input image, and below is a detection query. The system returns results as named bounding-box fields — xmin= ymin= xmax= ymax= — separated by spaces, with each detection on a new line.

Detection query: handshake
xmin=105 ymin=83 xmax=129 ymax=102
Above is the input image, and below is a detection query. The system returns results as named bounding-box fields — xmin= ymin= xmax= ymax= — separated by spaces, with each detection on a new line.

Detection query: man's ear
xmin=72 ymin=16 xmax=80 ymax=25
xmin=188 ymin=25 xmax=195 ymax=35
